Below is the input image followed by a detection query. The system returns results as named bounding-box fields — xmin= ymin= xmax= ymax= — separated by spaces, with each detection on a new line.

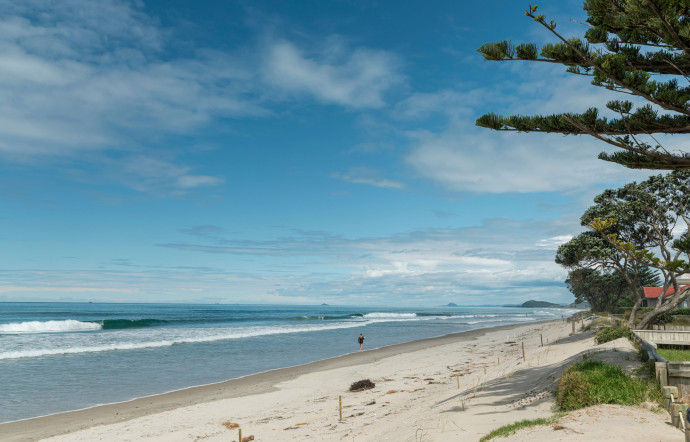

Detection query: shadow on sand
xmin=434 ymin=331 xmax=607 ymax=411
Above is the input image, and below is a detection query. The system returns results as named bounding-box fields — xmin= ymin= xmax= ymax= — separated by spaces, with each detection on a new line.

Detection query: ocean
xmin=0 ymin=302 xmax=579 ymax=424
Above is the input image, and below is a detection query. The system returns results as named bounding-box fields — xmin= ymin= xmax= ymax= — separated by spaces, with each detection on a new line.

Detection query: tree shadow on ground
xmin=434 ymin=332 xmax=616 ymax=411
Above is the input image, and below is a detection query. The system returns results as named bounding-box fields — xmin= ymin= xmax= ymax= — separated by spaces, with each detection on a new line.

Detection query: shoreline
xmin=0 ymin=320 xmax=549 ymax=441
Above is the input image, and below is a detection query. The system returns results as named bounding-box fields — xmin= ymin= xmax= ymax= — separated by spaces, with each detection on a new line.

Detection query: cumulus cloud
xmin=261 ymin=39 xmax=402 ymax=108
xmin=404 ymin=118 xmax=653 ymax=194
xmin=152 ymin=217 xmax=575 ymax=304
xmin=394 ymin=63 xmax=656 ymax=194
xmin=2 ymin=214 xmax=578 ymax=304
xmin=0 ymin=0 xmax=404 ymax=194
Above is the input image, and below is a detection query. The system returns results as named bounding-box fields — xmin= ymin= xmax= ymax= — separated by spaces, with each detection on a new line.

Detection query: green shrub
xmin=556 ymin=360 xmax=661 ymax=411
xmin=672 ymin=315 xmax=690 ymax=326
xmin=595 ymin=326 xmax=629 ymax=344
xmin=653 ymin=311 xmax=673 ymax=324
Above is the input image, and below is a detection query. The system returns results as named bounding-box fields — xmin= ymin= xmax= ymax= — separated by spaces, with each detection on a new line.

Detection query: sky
xmin=0 ymin=0 xmax=659 ymax=306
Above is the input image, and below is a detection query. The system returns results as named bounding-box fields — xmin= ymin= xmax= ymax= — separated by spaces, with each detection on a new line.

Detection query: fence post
xmin=663 ymin=386 xmax=679 ymax=410
xmin=673 ymin=402 xmax=689 ymax=429
xmin=656 ymin=361 xmax=669 ymax=387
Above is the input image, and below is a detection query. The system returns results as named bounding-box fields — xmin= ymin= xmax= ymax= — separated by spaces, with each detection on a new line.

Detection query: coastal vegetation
xmin=480 ymin=330 xmax=662 ymax=441
xmin=594 ymin=325 xmax=629 ymax=344
xmin=477 ymin=1 xmax=690 ymax=327
xmin=556 ymin=172 xmax=690 ymax=328
xmin=478 ymin=415 xmax=562 ymax=442
xmin=556 ymin=359 xmax=661 ymax=410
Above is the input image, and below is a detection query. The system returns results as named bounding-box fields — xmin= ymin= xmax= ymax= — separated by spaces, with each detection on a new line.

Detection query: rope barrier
xmin=679 ymin=411 xmax=686 ymax=432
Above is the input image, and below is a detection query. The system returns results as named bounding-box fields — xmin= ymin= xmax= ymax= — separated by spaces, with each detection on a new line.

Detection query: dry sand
xmin=1 ymin=320 xmax=683 ymax=441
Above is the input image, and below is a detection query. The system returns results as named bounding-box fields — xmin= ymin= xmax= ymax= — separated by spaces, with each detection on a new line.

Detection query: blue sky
xmin=0 ymin=0 xmax=656 ymax=305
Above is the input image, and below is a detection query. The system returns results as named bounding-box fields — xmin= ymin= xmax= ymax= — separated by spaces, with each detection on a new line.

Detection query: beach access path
xmin=1 ymin=319 xmax=681 ymax=441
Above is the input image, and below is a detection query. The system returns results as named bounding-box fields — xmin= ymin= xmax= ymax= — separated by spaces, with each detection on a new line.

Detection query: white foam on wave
xmin=362 ymin=312 xmax=417 ymax=319
xmin=0 ymin=320 xmax=102 ymax=334
xmin=0 ymin=321 xmax=365 ymax=361
xmin=456 ymin=314 xmax=499 ymax=318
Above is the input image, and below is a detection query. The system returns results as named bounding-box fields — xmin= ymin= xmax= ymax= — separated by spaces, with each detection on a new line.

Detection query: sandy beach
xmin=1 ymin=320 xmax=681 ymax=442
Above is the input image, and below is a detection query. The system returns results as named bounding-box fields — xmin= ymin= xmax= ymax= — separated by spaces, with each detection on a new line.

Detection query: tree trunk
xmin=629 ymin=300 xmax=641 ymax=329
xmin=637 ymin=288 xmax=690 ymax=330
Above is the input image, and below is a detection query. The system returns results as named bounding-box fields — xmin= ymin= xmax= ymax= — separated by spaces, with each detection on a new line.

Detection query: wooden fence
xmin=632 ymin=330 xmax=690 ymax=399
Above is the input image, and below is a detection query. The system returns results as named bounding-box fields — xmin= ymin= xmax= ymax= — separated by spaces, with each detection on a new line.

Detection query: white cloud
xmin=117 ymin=156 xmax=224 ymax=193
xmin=0 ymin=1 xmax=265 ymax=164
xmin=2 ymin=215 xmax=578 ymax=304
xmin=332 ymin=167 xmax=404 ymax=189
xmin=151 ymin=217 xmax=577 ymax=304
xmin=536 ymin=235 xmax=573 ymax=248
xmin=0 ymin=1 xmax=404 ymax=194
xmin=261 ymin=39 xmax=402 ymax=108
xmin=394 ymin=62 xmax=659 ymax=194
xmin=394 ymin=88 xmax=488 ymax=120
xmin=405 ymin=120 xmax=653 ymax=193
xmin=176 ymin=175 xmax=224 ymax=189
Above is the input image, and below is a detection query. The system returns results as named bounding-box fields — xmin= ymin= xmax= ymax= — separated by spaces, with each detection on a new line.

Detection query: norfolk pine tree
xmin=477 ymin=1 xmax=690 ymax=170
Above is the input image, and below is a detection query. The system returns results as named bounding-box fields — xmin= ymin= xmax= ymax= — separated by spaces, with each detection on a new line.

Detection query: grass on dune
xmin=594 ymin=326 xmax=629 ymax=345
xmin=556 ymin=359 xmax=661 ymax=411
xmin=480 ymin=357 xmax=662 ymax=440
xmin=478 ymin=416 xmax=561 ymax=441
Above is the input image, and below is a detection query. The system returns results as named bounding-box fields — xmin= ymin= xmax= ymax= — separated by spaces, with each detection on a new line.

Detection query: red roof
xmin=643 ymin=285 xmax=690 ymax=298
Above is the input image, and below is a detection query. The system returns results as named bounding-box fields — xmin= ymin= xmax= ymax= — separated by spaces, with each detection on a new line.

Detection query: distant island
xmin=444 ymin=302 xmax=458 ymax=307
xmin=503 ymin=300 xmax=569 ymax=308
xmin=520 ymin=300 xmax=562 ymax=308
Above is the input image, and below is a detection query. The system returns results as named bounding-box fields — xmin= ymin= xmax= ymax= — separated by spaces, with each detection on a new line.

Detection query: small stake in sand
xmin=572 ymin=321 xmax=575 ymax=335
xmin=339 ymin=395 xmax=343 ymax=421
xmin=238 ymin=428 xmax=242 ymax=442
xmin=456 ymin=374 xmax=460 ymax=389
xmin=522 ymin=342 xmax=525 ymax=361
xmin=540 ymin=334 xmax=543 ymax=347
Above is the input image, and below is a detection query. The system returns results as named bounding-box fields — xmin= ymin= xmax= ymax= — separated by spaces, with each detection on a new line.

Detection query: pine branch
xmin=526 ymin=8 xmax=690 ymax=115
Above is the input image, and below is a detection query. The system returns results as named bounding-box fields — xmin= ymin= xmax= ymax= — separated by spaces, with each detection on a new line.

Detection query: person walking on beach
xmin=358 ymin=333 xmax=365 ymax=351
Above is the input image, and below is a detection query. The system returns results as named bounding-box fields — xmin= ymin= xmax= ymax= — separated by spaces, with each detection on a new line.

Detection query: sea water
xmin=0 ymin=302 xmax=579 ymax=423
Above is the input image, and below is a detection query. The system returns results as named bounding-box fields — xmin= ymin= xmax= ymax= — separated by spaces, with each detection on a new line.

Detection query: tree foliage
xmin=565 ymin=268 xmax=628 ymax=313
xmin=587 ymin=171 xmax=690 ymax=328
xmin=556 ymin=229 xmax=653 ymax=320
xmin=563 ymin=265 xmax=660 ymax=312
xmin=477 ymin=1 xmax=690 ymax=170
